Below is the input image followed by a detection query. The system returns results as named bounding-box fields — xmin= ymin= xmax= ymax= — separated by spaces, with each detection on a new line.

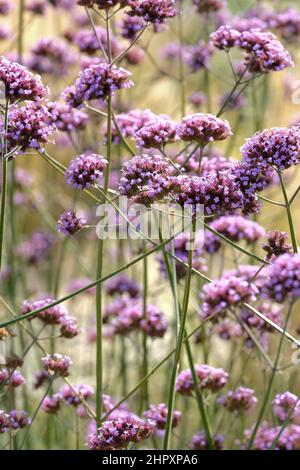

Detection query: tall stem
xmin=278 ymin=171 xmax=298 ymax=253
xmin=0 ymin=99 xmax=9 ymax=273
xmin=247 ymin=300 xmax=295 ymax=448
xmin=163 ymin=218 xmax=195 ymax=450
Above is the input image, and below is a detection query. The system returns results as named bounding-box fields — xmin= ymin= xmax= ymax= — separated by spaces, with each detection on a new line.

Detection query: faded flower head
xmin=176 ymin=364 xmax=228 ymax=395
xmin=220 ymin=387 xmax=258 ymax=413
xmin=262 ymin=230 xmax=293 ymax=260
xmin=42 ymin=354 xmax=72 ymax=377
xmin=273 ymin=392 xmax=299 ymax=422
xmin=144 ymin=403 xmax=181 ymax=430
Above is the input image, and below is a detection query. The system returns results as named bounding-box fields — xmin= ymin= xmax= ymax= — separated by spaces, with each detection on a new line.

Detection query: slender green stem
xmin=140 ymin=240 xmax=149 ymax=411
xmin=247 ymin=301 xmax=295 ymax=449
xmin=0 ymin=99 xmax=9 ymax=273
xmin=163 ymin=219 xmax=195 ymax=450
xmin=278 ymin=171 xmax=298 ymax=253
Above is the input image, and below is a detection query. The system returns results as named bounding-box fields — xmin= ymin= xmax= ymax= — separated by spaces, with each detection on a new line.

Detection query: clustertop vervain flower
xmin=177 ymin=113 xmax=232 ymax=145
xmin=263 ymin=253 xmax=300 ymax=302
xmin=56 ymin=210 xmax=86 ymax=235
xmin=127 ymin=0 xmax=177 ymax=25
xmin=63 ymin=63 xmax=133 ymax=108
xmin=0 ymin=56 xmax=48 ymax=103
xmin=42 ymin=354 xmax=72 ymax=377
xmin=65 ymin=153 xmax=108 ymax=189
xmin=176 ymin=364 xmax=228 ymax=395
xmin=144 ymin=403 xmax=181 ymax=430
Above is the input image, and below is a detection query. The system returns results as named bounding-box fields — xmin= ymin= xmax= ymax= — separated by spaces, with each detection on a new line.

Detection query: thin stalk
xmin=0 ymin=99 xmax=9 ymax=272
xmin=278 ymin=171 xmax=298 ymax=253
xmin=247 ymin=301 xmax=295 ymax=449
xmin=163 ymin=218 xmax=195 ymax=450
xmin=140 ymin=240 xmax=149 ymax=412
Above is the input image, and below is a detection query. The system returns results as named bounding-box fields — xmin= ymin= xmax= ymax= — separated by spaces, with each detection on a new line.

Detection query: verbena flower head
xmin=60 ymin=316 xmax=80 ymax=338
xmin=273 ymin=392 xmax=299 ymax=422
xmin=65 ymin=153 xmax=107 ymax=189
xmin=28 ymin=38 xmax=76 ymax=76
xmin=139 ymin=305 xmax=168 ymax=338
xmin=42 ymin=393 xmax=62 ymax=414
xmin=263 ymin=254 xmax=300 ymax=302
xmin=210 ymin=25 xmax=241 ymax=50
xmin=246 ymin=422 xmax=300 ymax=450
xmin=0 ymin=56 xmax=48 ymax=103
xmin=240 ymin=302 xmax=283 ymax=333
xmin=16 ymin=231 xmax=54 ymax=265
xmin=60 ymin=384 xmax=94 ymax=406
xmin=268 ymin=8 xmax=300 ymax=43
xmin=201 ymin=276 xmax=258 ymax=320
xmin=119 ymin=154 xmax=177 ymax=205
xmin=73 ymin=27 xmax=119 ymax=57
xmin=134 ymin=119 xmax=179 ymax=149
xmin=21 ymin=297 xmax=68 ymax=325
xmin=205 ymin=215 xmax=265 ymax=254
xmin=87 ymin=415 xmax=154 ymax=450
xmin=185 ymin=42 xmax=214 ymax=72
xmin=0 ymin=368 xmax=9 ymax=385
xmin=192 ymin=0 xmax=225 ymax=14
xmin=191 ymin=431 xmax=224 ymax=450
xmin=0 ymin=411 xmax=9 ymax=433
xmin=64 ymin=63 xmax=133 ymax=108
xmin=107 ymin=109 xmax=163 ymax=143
xmin=127 ymin=0 xmax=177 ymax=24
xmin=47 ymin=102 xmax=89 ymax=132
xmin=262 ymin=230 xmax=293 ymax=260
xmin=57 ymin=210 xmax=86 ymax=235
xmin=241 ymin=127 xmax=300 ymax=172
xmin=25 ymin=0 xmax=47 ymax=15
xmin=10 ymin=370 xmax=26 ymax=388
xmin=0 ymin=1 xmax=12 ymax=15
xmin=105 ymin=274 xmax=141 ymax=298
xmin=176 ymin=364 xmax=228 ymax=395
xmin=220 ymin=387 xmax=258 ymax=412
xmin=119 ymin=15 xmax=144 ymax=40
xmin=178 ymin=113 xmax=232 ymax=145
xmin=42 ymin=353 xmax=72 ymax=377
xmin=9 ymin=410 xmax=31 ymax=430
xmin=144 ymin=403 xmax=181 ymax=430
xmin=176 ymin=170 xmax=244 ymax=216
xmin=3 ymin=102 xmax=56 ymax=152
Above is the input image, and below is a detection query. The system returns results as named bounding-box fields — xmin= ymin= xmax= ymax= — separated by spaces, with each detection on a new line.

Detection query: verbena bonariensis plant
xmin=1 ymin=0 xmax=300 ymax=452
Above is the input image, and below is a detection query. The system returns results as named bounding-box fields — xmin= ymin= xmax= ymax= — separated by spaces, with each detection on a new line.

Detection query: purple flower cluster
xmin=0 ymin=0 xmax=12 ymax=15
xmin=273 ymin=392 xmax=299 ymax=422
xmin=127 ymin=0 xmax=177 ymax=24
xmin=21 ymin=297 xmax=79 ymax=337
xmin=47 ymin=102 xmax=89 ymax=132
xmin=28 ymin=38 xmax=76 ymax=76
xmin=64 ymin=63 xmax=133 ymax=108
xmin=73 ymin=27 xmax=119 ymax=57
xmin=240 ymin=302 xmax=283 ymax=333
xmin=25 ymin=0 xmax=47 ymax=15
xmin=144 ymin=403 xmax=181 ymax=430
xmin=158 ymin=233 xmax=206 ymax=281
xmin=65 ymin=153 xmax=108 ymax=189
xmin=0 ymin=56 xmax=48 ymax=103
xmin=134 ymin=119 xmax=179 ymax=149
xmin=42 ymin=353 xmax=72 ymax=377
xmin=0 ymin=411 xmax=9 ymax=433
xmin=192 ymin=0 xmax=225 ymax=14
xmin=191 ymin=431 xmax=224 ymax=450
xmin=105 ymin=274 xmax=141 ymax=298
xmin=241 ymin=127 xmax=300 ymax=172
xmin=119 ymin=15 xmax=144 ymax=40
xmin=263 ymin=254 xmax=300 ymax=302
xmin=201 ymin=276 xmax=257 ymax=320
xmin=119 ymin=154 xmax=177 ymax=205
xmin=246 ymin=422 xmax=300 ymax=450
xmin=16 ymin=231 xmax=54 ymax=265
xmin=9 ymin=410 xmax=31 ymax=430
xmin=178 ymin=113 xmax=232 ymax=145
xmin=3 ymin=102 xmax=56 ymax=152
xmin=176 ymin=364 xmax=228 ymax=395
xmin=0 ymin=369 xmax=26 ymax=388
xmin=108 ymin=109 xmax=165 ymax=144
xmin=87 ymin=415 xmax=154 ymax=450
xmin=262 ymin=230 xmax=293 ymax=260
xmin=42 ymin=394 xmax=62 ymax=414
xmin=57 ymin=210 xmax=86 ymax=235
xmin=220 ymin=387 xmax=258 ymax=412
xmin=210 ymin=27 xmax=294 ymax=73
xmin=185 ymin=42 xmax=214 ymax=72
xmin=60 ymin=383 xmax=94 ymax=406
xmin=176 ymin=170 xmax=244 ymax=216
xmin=205 ymin=215 xmax=265 ymax=254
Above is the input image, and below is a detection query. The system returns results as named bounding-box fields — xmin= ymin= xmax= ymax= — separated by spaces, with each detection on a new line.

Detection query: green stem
xmin=163 ymin=218 xmax=195 ymax=450
xmin=0 ymin=99 xmax=9 ymax=273
xmin=247 ymin=301 xmax=295 ymax=449
xmin=278 ymin=171 xmax=298 ymax=253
